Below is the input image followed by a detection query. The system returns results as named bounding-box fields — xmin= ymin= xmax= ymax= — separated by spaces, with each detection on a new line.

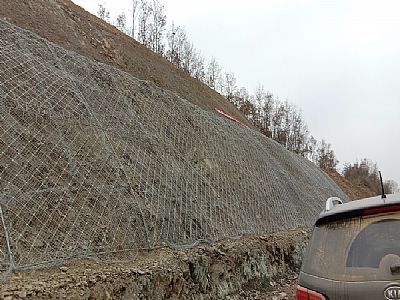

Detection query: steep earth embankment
xmin=0 ymin=18 xmax=347 ymax=274
xmin=0 ymin=0 xmax=366 ymax=202
xmin=325 ymin=170 xmax=375 ymax=200
xmin=0 ymin=2 xmax=353 ymax=298
xmin=0 ymin=0 xmax=250 ymax=126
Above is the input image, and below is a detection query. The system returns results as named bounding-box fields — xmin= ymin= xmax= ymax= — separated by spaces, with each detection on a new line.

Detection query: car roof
xmin=316 ymin=193 xmax=400 ymax=226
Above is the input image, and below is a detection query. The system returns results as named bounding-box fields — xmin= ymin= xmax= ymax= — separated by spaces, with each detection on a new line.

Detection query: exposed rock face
xmin=0 ymin=230 xmax=308 ymax=299
xmin=0 ymin=18 xmax=346 ymax=273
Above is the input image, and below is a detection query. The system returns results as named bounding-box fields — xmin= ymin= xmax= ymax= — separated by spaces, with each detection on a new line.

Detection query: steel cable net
xmin=0 ymin=20 xmax=348 ymax=273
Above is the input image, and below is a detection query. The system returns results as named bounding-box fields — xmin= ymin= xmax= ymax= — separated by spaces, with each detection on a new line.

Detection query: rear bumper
xmin=298 ymin=271 xmax=400 ymax=300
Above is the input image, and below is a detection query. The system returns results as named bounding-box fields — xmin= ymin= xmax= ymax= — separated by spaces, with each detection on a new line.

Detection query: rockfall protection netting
xmin=0 ymin=19 xmax=348 ymax=275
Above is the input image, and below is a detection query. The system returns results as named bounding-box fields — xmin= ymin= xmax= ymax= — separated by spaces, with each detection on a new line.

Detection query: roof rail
xmin=325 ymin=197 xmax=343 ymax=212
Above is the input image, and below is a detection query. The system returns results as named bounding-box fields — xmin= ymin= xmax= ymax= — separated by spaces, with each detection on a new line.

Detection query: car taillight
xmin=296 ymin=285 xmax=308 ymax=300
xmin=296 ymin=285 xmax=326 ymax=300
xmin=308 ymin=289 xmax=326 ymax=300
xmin=362 ymin=204 xmax=400 ymax=216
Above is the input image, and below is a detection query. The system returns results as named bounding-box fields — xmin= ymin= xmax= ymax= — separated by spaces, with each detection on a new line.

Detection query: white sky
xmin=72 ymin=0 xmax=400 ymax=186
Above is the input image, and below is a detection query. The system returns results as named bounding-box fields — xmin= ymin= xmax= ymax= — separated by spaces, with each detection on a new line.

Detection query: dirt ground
xmin=0 ymin=230 xmax=307 ymax=299
xmin=231 ymin=279 xmax=297 ymax=300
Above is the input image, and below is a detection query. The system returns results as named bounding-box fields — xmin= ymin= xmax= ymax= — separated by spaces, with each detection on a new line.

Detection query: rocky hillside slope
xmin=0 ymin=0 xmax=371 ymax=203
xmin=0 ymin=18 xmax=347 ymax=274
xmin=0 ymin=0 xmax=250 ymax=126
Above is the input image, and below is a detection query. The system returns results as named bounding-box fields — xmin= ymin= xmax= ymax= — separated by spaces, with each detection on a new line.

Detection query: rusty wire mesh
xmin=0 ymin=19 xmax=348 ymax=274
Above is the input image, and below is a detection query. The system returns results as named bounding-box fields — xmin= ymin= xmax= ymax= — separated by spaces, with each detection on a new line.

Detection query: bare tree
xmin=206 ymin=57 xmax=221 ymax=90
xmin=270 ymin=100 xmax=287 ymax=145
xmin=316 ymin=140 xmax=338 ymax=171
xmin=384 ymin=180 xmax=399 ymax=194
xmin=149 ymin=0 xmax=167 ymax=54
xmin=253 ymin=84 xmax=266 ymax=127
xmin=166 ymin=23 xmax=206 ymax=81
xmin=287 ymin=108 xmax=309 ymax=156
xmin=97 ymin=3 xmax=110 ymax=22
xmin=232 ymin=87 xmax=256 ymax=120
xmin=175 ymin=27 xmax=188 ymax=68
xmin=261 ymin=91 xmax=274 ymax=137
xmin=191 ymin=52 xmax=205 ymax=81
xmin=342 ymin=159 xmax=392 ymax=195
xmin=166 ymin=23 xmax=176 ymax=63
xmin=131 ymin=0 xmax=140 ymax=39
xmin=223 ymin=72 xmax=237 ymax=103
xmin=307 ymin=135 xmax=318 ymax=163
xmin=181 ymin=40 xmax=194 ymax=73
xmin=166 ymin=24 xmax=188 ymax=68
xmin=138 ymin=0 xmax=152 ymax=47
xmin=115 ymin=13 xmax=127 ymax=33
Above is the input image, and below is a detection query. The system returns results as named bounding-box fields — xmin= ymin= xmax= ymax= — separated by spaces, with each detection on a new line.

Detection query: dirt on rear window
xmin=302 ymin=212 xmax=400 ymax=281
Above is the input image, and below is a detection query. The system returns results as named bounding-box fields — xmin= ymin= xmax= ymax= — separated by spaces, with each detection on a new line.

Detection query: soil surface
xmin=325 ymin=170 xmax=375 ymax=200
xmin=0 ymin=0 xmax=374 ymax=202
xmin=0 ymin=16 xmax=346 ymax=272
xmin=230 ymin=279 xmax=297 ymax=300
xmin=0 ymin=0 xmax=251 ymax=127
xmin=0 ymin=230 xmax=307 ymax=299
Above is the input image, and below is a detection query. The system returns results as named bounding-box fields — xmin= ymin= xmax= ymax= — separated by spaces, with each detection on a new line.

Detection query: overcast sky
xmin=72 ymin=0 xmax=400 ymax=186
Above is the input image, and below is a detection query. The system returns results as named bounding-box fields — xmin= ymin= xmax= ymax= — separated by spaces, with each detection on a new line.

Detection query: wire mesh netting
xmin=0 ymin=19 xmax=348 ymax=274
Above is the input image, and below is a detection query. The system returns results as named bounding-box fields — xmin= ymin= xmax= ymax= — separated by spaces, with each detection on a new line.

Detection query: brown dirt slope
xmin=325 ymin=170 xmax=375 ymax=200
xmin=0 ymin=0 xmax=251 ymax=126
xmin=1 ymin=17 xmax=348 ymax=269
xmin=1 ymin=0 xmax=369 ymax=203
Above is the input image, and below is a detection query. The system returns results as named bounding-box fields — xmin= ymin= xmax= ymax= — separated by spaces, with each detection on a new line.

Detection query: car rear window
xmin=302 ymin=211 xmax=400 ymax=281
